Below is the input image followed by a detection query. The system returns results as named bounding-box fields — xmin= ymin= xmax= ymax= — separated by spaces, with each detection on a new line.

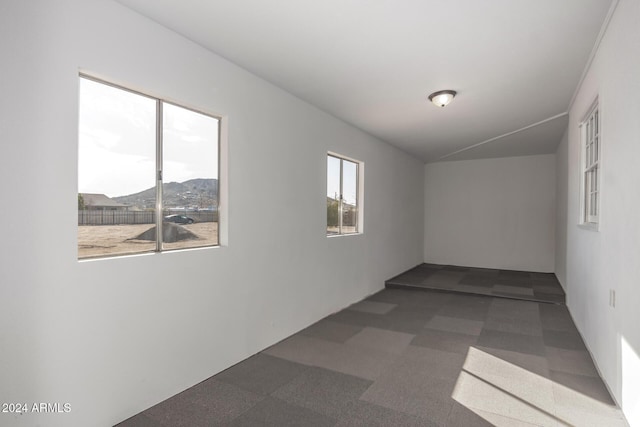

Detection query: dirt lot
xmin=78 ymin=222 xmax=218 ymax=259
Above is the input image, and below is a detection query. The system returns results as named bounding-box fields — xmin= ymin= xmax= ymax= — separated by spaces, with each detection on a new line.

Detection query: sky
xmin=78 ymin=77 xmax=219 ymax=198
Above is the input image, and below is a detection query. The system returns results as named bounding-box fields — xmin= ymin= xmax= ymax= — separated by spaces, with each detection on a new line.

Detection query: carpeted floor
xmin=386 ymin=263 xmax=566 ymax=305
xmin=117 ymin=279 xmax=626 ymax=426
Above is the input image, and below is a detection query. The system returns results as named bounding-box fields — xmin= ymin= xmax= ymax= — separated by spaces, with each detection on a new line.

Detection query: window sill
xmin=327 ymin=232 xmax=363 ymax=238
xmin=578 ymin=222 xmax=599 ymax=232
xmin=78 ymin=244 xmax=220 ymax=262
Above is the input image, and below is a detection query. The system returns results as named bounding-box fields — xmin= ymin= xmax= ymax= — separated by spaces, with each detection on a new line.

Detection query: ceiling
xmin=116 ymin=0 xmax=613 ymax=163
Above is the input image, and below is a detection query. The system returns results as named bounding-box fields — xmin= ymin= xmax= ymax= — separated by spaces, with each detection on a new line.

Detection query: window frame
xmin=326 ymin=152 xmax=363 ymax=236
xmin=578 ymin=100 xmax=601 ymax=230
xmin=78 ymin=74 xmax=222 ymax=259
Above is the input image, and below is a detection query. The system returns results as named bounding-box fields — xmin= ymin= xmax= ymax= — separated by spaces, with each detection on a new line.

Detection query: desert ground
xmin=78 ymin=222 xmax=218 ymax=259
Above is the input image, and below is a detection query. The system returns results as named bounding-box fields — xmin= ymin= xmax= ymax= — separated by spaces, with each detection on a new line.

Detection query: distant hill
xmin=114 ymin=178 xmax=218 ymax=210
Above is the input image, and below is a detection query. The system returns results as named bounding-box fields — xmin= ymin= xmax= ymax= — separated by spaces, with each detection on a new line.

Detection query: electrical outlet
xmin=610 ymin=289 xmax=616 ymax=308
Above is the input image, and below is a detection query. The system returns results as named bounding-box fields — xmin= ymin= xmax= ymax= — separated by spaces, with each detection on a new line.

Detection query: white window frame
xmin=327 ymin=152 xmax=363 ymax=236
xmin=78 ymin=74 xmax=222 ymax=258
xmin=579 ymin=100 xmax=601 ymax=230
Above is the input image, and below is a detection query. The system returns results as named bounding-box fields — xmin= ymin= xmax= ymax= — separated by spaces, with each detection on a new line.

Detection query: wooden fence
xmin=78 ymin=210 xmax=217 ymax=225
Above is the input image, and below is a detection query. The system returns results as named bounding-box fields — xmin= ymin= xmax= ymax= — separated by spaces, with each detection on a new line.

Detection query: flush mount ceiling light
xmin=428 ymin=90 xmax=457 ymax=107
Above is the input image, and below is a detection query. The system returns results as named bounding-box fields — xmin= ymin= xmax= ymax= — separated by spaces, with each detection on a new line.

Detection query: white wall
xmin=555 ymin=130 xmax=569 ymax=289
xmin=0 ymin=1 xmax=424 ymax=426
xmin=559 ymin=0 xmax=640 ymax=424
xmin=424 ymin=155 xmax=556 ymax=272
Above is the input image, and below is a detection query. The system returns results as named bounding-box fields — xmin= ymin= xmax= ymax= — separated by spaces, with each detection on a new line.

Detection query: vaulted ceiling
xmin=116 ymin=0 xmax=613 ymax=163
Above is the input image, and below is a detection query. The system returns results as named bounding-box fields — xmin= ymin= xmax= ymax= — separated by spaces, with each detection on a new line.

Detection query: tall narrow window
xmin=580 ymin=102 xmax=600 ymax=227
xmin=78 ymin=76 xmax=220 ymax=259
xmin=327 ymin=153 xmax=360 ymax=235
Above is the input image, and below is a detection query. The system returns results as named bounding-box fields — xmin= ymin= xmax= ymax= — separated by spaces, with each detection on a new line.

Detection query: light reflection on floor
xmin=453 ymin=347 xmax=627 ymax=426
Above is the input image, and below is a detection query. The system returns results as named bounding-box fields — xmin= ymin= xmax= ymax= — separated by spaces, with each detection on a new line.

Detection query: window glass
xmin=162 ymin=103 xmax=219 ymax=250
xmin=78 ymin=76 xmax=220 ymax=259
xmin=78 ymin=78 xmax=156 ymax=258
xmin=580 ymin=103 xmax=600 ymax=226
xmin=327 ymin=154 xmax=360 ymax=236
xmin=326 ymin=155 xmax=341 ymax=235
xmin=342 ymin=159 xmax=358 ymax=233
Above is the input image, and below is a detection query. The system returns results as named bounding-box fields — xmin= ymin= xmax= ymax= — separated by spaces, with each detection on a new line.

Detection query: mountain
xmin=114 ymin=178 xmax=218 ymax=210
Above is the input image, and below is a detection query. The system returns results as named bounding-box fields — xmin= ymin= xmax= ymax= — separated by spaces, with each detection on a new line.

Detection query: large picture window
xmin=327 ymin=153 xmax=360 ymax=235
xmin=78 ymin=76 xmax=220 ymax=259
xmin=580 ymin=102 xmax=600 ymax=228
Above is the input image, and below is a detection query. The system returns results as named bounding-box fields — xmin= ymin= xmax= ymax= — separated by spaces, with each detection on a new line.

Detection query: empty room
xmin=1 ymin=0 xmax=639 ymax=426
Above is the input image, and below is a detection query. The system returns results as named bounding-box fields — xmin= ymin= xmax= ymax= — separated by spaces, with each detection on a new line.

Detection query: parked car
xmin=164 ymin=214 xmax=194 ymax=224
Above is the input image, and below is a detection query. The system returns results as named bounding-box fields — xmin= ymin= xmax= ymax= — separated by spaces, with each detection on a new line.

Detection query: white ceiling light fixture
xmin=428 ymin=90 xmax=457 ymax=107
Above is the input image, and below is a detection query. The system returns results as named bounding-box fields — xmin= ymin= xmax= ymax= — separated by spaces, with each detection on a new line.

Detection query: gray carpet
xmin=117 ymin=285 xmax=626 ymax=426
xmin=386 ymin=263 xmax=566 ymax=305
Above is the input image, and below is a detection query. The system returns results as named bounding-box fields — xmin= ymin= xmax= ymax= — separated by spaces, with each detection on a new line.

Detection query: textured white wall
xmin=0 ymin=1 xmax=424 ymax=426
xmin=424 ymin=155 xmax=556 ymax=272
xmin=560 ymin=0 xmax=640 ymax=424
